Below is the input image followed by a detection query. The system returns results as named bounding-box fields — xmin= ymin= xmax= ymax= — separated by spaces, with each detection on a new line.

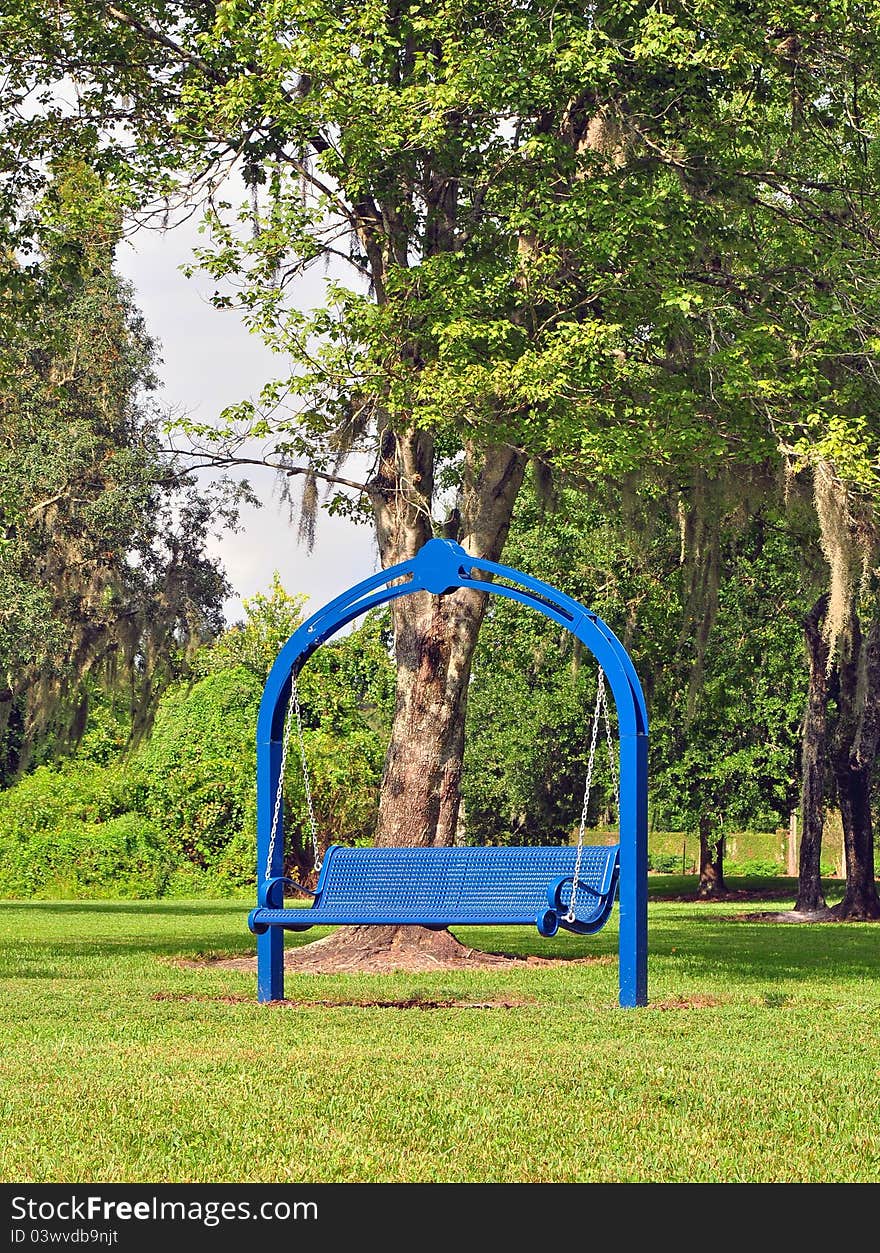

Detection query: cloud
xmin=115 ymin=219 xmax=377 ymax=624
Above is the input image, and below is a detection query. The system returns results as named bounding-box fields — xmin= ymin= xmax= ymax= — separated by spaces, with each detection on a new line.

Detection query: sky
xmin=114 ymin=219 xmax=377 ymax=626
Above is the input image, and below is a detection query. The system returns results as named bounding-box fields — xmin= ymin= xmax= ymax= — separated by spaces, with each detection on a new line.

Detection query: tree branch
xmin=105 ymin=6 xmax=220 ymax=80
xmin=177 ymin=454 xmax=372 ymax=496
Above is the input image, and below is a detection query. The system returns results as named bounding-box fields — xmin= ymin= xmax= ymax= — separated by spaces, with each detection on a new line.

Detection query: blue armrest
xmin=536 ymin=871 xmax=613 ymax=938
xmin=257 ymin=876 xmax=317 ymax=909
xmin=546 ymin=874 xmax=604 ymax=912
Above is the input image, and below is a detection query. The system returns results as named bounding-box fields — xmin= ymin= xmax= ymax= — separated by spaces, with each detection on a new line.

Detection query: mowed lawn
xmin=1 ymin=880 xmax=878 ymax=1183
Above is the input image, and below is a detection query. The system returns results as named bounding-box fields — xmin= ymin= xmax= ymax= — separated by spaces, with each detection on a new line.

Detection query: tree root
xmin=205 ymin=925 xmax=613 ymax=974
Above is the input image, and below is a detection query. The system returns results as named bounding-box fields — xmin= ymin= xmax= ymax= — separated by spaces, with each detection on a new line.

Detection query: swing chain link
xmin=566 ymin=668 xmax=609 ymax=924
xmin=265 ymin=681 xmax=295 ymax=882
xmin=603 ymin=676 xmax=620 ymax=814
xmin=265 ymin=671 xmax=321 ymax=882
xmin=291 ymin=671 xmax=321 ymax=874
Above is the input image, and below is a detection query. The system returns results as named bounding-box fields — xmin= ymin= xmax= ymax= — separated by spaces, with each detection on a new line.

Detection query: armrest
xmin=536 ymin=865 xmax=617 ymax=937
xmin=546 ymin=874 xmax=604 ymax=914
xmin=257 ymin=875 xmax=318 ymax=909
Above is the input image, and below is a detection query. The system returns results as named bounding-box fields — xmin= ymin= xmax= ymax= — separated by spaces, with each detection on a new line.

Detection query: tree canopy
xmin=0 ymin=162 xmax=238 ymax=781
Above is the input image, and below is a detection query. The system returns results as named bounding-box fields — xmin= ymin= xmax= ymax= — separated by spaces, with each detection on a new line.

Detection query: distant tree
xmin=465 ymin=480 xmax=813 ymax=895
xmin=200 ymin=574 xmax=310 ymax=681
xmin=0 ymin=163 xmax=239 ymax=781
xmin=795 ymin=593 xmax=831 ymax=914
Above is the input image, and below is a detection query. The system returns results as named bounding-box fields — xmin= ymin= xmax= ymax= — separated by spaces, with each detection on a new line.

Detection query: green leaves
xmin=464 ymin=478 xmax=810 ymax=842
xmin=8 ymin=0 xmax=876 ymax=519
xmin=0 ymin=163 xmax=234 ymax=781
xmin=199 ymin=574 xmax=309 ymax=679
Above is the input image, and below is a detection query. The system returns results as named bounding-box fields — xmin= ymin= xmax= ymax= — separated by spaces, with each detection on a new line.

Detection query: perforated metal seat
xmin=248 ymin=843 xmax=619 ymax=938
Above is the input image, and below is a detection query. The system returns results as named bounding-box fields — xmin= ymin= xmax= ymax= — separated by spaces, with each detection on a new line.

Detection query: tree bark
xmin=697 ymin=815 xmax=726 ymax=898
xmin=294 ymin=434 xmax=526 ymax=966
xmin=830 ymin=610 xmax=880 ymax=920
xmin=833 ymin=765 xmax=879 ymax=917
xmin=375 ymin=584 xmax=486 ymax=845
xmin=795 ymin=594 xmax=830 ymax=913
xmin=370 ymin=434 xmax=527 ymax=846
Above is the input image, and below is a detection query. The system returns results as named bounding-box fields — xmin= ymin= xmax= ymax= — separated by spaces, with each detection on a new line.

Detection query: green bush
xmin=132 ymin=665 xmax=262 ymax=877
xmin=0 ymin=578 xmax=398 ymax=898
xmin=51 ymin=813 xmax=172 ymax=898
xmin=648 ymin=851 xmax=684 ymax=874
xmin=0 ymin=800 xmax=172 ymax=899
xmin=0 ymin=668 xmax=262 ymax=897
xmin=725 ymin=858 xmax=784 ymax=878
xmin=0 ymin=761 xmax=148 ymax=891
xmin=0 ymin=645 xmax=392 ymax=896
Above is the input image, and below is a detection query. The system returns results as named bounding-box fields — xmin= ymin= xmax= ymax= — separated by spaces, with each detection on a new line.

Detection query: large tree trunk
xmin=301 ymin=432 xmax=526 ymax=966
xmin=795 ymin=594 xmax=830 ymax=914
xmin=376 ymin=438 xmax=526 ymax=842
xmin=830 ymin=611 xmax=880 ymax=920
xmin=697 ymin=815 xmax=726 ymax=898
xmin=373 ymin=435 xmax=527 ymax=845
xmin=375 ymin=583 xmax=487 ymax=845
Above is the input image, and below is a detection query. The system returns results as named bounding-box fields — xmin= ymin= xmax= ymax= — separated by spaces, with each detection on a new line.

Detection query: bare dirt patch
xmin=726 ymin=908 xmax=839 ymax=923
xmin=652 ymin=994 xmax=721 ymax=1010
xmin=177 ymin=924 xmax=615 ymax=975
xmin=151 ymin=990 xmax=531 ymax=1010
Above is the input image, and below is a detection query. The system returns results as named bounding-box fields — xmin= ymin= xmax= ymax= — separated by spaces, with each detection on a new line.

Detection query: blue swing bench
xmin=248 ymin=842 xmax=620 ymax=938
xmin=253 ymin=538 xmax=649 ymax=1007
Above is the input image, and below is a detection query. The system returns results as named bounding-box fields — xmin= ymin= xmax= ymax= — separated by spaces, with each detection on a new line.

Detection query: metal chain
xmin=291 ymin=671 xmax=321 ymax=873
xmin=265 ymin=684 xmax=295 ymax=882
xmin=566 ymin=668 xmax=607 ymax=923
xmin=265 ymin=671 xmax=321 ymax=882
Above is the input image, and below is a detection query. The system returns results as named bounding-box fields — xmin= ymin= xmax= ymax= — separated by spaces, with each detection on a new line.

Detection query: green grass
xmin=1 ymin=878 xmax=878 ymax=1183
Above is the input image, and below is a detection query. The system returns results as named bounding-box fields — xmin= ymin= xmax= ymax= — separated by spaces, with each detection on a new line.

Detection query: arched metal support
xmin=255 ymin=539 xmax=648 ymax=1007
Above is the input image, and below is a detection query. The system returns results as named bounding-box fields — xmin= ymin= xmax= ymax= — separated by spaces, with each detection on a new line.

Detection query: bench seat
xmin=248 ymin=843 xmax=619 ymax=938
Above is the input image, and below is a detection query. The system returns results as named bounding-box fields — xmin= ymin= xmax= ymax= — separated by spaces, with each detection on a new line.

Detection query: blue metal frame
xmin=254 ymin=538 xmax=649 ymax=1007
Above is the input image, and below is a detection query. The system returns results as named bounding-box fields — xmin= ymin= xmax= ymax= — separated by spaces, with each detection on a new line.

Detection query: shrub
xmin=0 ymin=806 xmax=172 ymax=899
xmin=55 ymin=813 xmax=172 ymax=897
xmin=725 ymin=858 xmax=784 ymax=878
xmin=648 ymin=852 xmax=684 ymax=874
xmin=0 ymin=597 xmax=394 ymax=897
xmin=133 ymin=665 xmax=262 ymax=870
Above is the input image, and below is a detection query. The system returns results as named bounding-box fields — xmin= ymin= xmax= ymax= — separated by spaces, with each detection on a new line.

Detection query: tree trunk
xmin=375 ymin=583 xmax=487 ymax=845
xmin=371 ymin=433 xmax=527 ymax=846
xmin=795 ymin=594 xmax=830 ymax=913
xmin=697 ymin=815 xmax=726 ymax=898
xmin=830 ymin=611 xmax=880 ymax=920
xmin=833 ymin=765 xmax=880 ymax=918
xmin=288 ymin=432 xmax=527 ymax=967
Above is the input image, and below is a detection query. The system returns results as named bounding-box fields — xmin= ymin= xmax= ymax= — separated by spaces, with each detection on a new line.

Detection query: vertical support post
xmin=256 ymin=730 xmax=285 ymax=1002
xmin=618 ymin=731 xmax=648 ymax=1007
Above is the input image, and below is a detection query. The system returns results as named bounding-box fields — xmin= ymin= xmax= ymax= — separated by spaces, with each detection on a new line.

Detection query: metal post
xmin=787 ymin=810 xmax=798 ymax=877
xmin=256 ymin=733 xmax=285 ymax=1002
xmin=618 ymin=732 xmax=648 ymax=1007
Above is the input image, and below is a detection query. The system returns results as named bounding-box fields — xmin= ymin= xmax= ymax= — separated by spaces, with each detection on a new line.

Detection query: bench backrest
xmin=315 ymin=843 xmax=619 ymax=920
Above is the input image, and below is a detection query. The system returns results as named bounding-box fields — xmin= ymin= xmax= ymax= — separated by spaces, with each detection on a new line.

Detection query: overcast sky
xmin=114 ymin=221 xmax=377 ymax=625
